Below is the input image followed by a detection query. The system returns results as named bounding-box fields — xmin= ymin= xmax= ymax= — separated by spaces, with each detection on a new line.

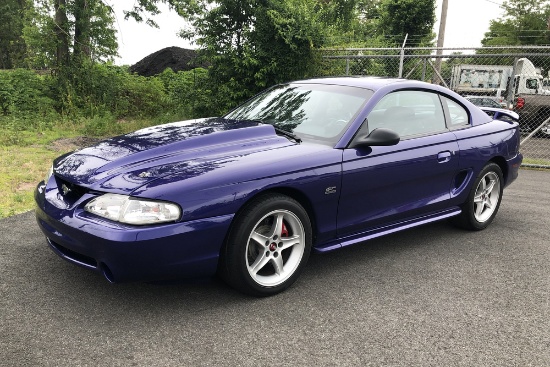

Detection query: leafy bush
xmin=0 ymin=69 xmax=56 ymax=120
xmin=81 ymin=113 xmax=123 ymax=137
xmin=56 ymin=63 xmax=172 ymax=119
xmin=122 ymin=73 xmax=169 ymax=118
xmin=159 ymin=67 xmax=218 ymax=118
xmin=1 ymin=64 xmax=221 ymax=136
xmin=0 ymin=72 xmax=15 ymax=115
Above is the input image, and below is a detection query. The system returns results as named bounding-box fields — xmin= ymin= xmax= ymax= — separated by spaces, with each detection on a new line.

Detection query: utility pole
xmin=399 ymin=34 xmax=408 ymax=78
xmin=434 ymin=0 xmax=449 ymax=84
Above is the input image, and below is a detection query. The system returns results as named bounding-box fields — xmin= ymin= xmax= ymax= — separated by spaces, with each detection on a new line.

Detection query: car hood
xmin=53 ymin=118 xmax=295 ymax=192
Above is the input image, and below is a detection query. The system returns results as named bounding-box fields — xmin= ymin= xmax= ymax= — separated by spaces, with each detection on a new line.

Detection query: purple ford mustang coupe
xmin=35 ymin=77 xmax=522 ymax=296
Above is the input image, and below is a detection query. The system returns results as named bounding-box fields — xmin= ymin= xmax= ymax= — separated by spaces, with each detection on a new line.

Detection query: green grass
xmin=0 ymin=145 xmax=66 ymax=218
xmin=521 ymin=158 xmax=550 ymax=167
xmin=0 ymin=118 xmax=165 ymax=219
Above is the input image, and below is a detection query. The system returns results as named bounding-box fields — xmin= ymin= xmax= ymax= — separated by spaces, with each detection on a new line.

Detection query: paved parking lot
xmin=1 ymin=169 xmax=549 ymax=367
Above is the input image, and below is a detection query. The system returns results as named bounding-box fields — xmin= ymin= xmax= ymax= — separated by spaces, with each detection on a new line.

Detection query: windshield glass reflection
xmin=225 ymin=83 xmax=373 ymax=145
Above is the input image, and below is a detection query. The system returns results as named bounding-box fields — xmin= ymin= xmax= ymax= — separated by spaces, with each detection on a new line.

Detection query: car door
xmin=337 ymin=90 xmax=461 ymax=238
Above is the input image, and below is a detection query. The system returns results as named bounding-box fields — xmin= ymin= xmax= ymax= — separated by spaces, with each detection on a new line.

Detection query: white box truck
xmin=450 ymin=58 xmax=544 ymax=97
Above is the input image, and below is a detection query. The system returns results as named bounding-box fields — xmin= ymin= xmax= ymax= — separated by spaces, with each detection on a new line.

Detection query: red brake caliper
xmin=281 ymin=222 xmax=289 ymax=237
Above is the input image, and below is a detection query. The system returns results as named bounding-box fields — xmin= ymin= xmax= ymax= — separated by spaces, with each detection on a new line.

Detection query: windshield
xmin=224 ymin=83 xmax=373 ymax=145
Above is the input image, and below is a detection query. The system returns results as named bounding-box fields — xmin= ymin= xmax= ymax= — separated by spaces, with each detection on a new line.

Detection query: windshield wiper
xmin=236 ymin=119 xmax=302 ymax=143
xmin=272 ymin=126 xmax=302 ymax=143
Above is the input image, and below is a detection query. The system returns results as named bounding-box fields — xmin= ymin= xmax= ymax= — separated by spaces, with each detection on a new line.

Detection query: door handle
xmin=437 ymin=151 xmax=452 ymax=163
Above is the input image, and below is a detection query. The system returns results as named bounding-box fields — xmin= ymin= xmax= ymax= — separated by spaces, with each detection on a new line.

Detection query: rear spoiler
xmin=479 ymin=107 xmax=519 ymax=123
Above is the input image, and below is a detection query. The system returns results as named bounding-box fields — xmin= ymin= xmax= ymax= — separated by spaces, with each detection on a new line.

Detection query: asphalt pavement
xmin=1 ymin=170 xmax=549 ymax=366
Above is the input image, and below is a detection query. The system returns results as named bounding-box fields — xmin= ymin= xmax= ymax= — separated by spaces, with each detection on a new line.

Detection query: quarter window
xmin=442 ymin=97 xmax=469 ymax=127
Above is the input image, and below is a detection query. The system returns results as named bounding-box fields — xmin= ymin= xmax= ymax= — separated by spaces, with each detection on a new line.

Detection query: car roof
xmin=291 ymin=76 xmax=468 ymax=97
xmin=293 ymin=76 xmax=414 ymax=91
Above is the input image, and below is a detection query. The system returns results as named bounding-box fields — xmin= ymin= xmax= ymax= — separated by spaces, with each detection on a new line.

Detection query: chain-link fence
xmin=319 ymin=46 xmax=550 ymax=168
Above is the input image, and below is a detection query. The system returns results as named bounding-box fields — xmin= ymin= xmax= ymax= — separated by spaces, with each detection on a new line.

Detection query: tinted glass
xmin=484 ymin=98 xmax=501 ymax=108
xmin=467 ymin=97 xmax=482 ymax=106
xmin=468 ymin=97 xmax=500 ymax=108
xmin=225 ymin=83 xmax=373 ymax=145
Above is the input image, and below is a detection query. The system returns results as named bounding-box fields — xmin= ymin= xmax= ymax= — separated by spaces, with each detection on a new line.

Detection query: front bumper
xmin=35 ymin=183 xmax=234 ymax=283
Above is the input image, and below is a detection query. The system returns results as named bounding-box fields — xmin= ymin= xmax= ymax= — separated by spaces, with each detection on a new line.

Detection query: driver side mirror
xmin=349 ymin=128 xmax=400 ymax=148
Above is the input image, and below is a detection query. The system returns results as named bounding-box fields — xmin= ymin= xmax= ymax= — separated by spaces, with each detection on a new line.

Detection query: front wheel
xmin=451 ymin=163 xmax=503 ymax=231
xmin=219 ymin=194 xmax=312 ymax=296
xmin=538 ymin=121 xmax=550 ymax=137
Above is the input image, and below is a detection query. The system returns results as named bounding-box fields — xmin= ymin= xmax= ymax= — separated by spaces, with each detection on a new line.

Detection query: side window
xmin=442 ymin=96 xmax=469 ymax=127
xmin=526 ymin=78 xmax=538 ymax=90
xmin=469 ymin=97 xmax=481 ymax=105
xmin=482 ymin=98 xmax=495 ymax=107
xmin=367 ymin=90 xmax=446 ymax=138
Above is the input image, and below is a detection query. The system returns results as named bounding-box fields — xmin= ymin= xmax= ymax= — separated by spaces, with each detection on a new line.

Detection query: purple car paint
xmin=35 ymin=77 xmax=522 ymax=296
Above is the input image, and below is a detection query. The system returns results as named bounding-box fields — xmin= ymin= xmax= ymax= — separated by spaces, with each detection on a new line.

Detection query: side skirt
xmin=314 ymin=208 xmax=462 ymax=253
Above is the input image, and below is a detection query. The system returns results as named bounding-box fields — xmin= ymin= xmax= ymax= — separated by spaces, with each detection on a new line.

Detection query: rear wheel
xmin=219 ymin=194 xmax=312 ymax=296
xmin=451 ymin=163 xmax=503 ymax=230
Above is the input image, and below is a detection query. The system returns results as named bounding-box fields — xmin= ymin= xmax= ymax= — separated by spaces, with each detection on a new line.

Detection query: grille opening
xmin=49 ymin=239 xmax=97 ymax=268
xmin=54 ymin=176 xmax=88 ymax=203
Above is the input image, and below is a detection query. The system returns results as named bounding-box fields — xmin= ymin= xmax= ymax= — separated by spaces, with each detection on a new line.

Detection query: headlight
xmin=84 ymin=194 xmax=181 ymax=225
xmin=45 ymin=165 xmax=54 ymax=183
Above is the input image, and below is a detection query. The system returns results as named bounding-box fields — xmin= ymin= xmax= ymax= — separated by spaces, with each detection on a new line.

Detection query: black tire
xmin=537 ymin=121 xmax=550 ymax=138
xmin=450 ymin=163 xmax=503 ymax=231
xmin=219 ymin=194 xmax=312 ymax=296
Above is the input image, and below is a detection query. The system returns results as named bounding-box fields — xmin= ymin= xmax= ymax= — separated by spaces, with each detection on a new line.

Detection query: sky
xmin=112 ymin=0 xmax=506 ymax=66
xmin=433 ymin=0 xmax=505 ymax=50
xmin=111 ymin=0 xmax=192 ymax=65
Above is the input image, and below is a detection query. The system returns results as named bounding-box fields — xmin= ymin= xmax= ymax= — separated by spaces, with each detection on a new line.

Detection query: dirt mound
xmin=49 ymin=137 xmax=103 ymax=152
xmin=129 ymin=47 xmax=205 ymax=77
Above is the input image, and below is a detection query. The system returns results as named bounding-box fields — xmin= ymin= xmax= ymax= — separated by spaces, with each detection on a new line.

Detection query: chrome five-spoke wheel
xmin=451 ymin=162 xmax=504 ymax=231
xmin=473 ymin=171 xmax=501 ymax=223
xmin=220 ymin=194 xmax=312 ymax=296
xmin=246 ymin=210 xmax=305 ymax=287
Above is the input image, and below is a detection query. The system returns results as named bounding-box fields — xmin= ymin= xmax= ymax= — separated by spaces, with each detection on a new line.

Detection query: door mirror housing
xmin=349 ymin=128 xmax=400 ymax=148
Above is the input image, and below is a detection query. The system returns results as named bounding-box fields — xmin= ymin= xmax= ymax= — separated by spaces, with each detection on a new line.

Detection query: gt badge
xmin=325 ymin=186 xmax=337 ymax=195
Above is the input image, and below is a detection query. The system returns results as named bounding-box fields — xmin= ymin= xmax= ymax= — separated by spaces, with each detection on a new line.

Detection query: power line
xmin=382 ymin=30 xmax=550 ymax=37
xmin=483 ymin=0 xmax=504 ymax=7
xmin=485 ymin=35 xmax=549 ymax=39
xmin=486 ymin=30 xmax=550 ymax=33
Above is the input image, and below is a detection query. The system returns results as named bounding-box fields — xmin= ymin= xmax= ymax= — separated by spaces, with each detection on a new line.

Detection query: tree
xmin=54 ymin=0 xmax=70 ymax=68
xmin=26 ymin=0 xmax=119 ymax=70
xmin=482 ymin=0 xmax=550 ymax=46
xmin=317 ymin=0 xmax=359 ymax=31
xmin=170 ymin=0 xmax=327 ymax=111
xmin=0 ymin=0 xmax=29 ymax=69
xmin=377 ymin=0 xmax=436 ymax=46
xmin=320 ymin=0 xmax=386 ymax=47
